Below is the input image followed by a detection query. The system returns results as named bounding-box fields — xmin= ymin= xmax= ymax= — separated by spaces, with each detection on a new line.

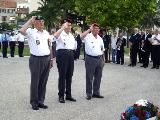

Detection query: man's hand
xmin=61 ymin=22 xmax=68 ymax=30
xmin=31 ymin=16 xmax=36 ymax=24
xmin=89 ymin=24 xmax=94 ymax=31
xmin=50 ymin=60 xmax=53 ymax=69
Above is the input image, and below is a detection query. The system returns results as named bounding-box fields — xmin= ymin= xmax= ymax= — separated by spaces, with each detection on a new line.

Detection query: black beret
xmin=35 ymin=16 xmax=44 ymax=20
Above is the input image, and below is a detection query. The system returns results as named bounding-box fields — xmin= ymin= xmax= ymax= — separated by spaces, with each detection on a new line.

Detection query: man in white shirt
xmin=80 ymin=23 xmax=105 ymax=100
xmin=17 ymin=32 xmax=25 ymax=57
xmin=111 ymin=31 xmax=118 ymax=63
xmin=19 ymin=16 xmax=53 ymax=110
xmin=54 ymin=19 xmax=77 ymax=103
xmin=0 ymin=32 xmax=2 ymax=51
xmin=9 ymin=32 xmax=17 ymax=57
xmin=150 ymin=29 xmax=160 ymax=69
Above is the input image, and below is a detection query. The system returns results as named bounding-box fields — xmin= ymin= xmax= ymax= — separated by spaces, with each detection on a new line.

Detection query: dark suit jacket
xmin=116 ymin=37 xmax=126 ymax=52
xmin=143 ymin=34 xmax=152 ymax=52
xmin=102 ymin=35 xmax=110 ymax=49
xmin=129 ymin=33 xmax=141 ymax=50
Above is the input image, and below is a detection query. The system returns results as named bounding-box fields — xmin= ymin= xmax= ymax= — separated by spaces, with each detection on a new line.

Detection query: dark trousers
xmin=74 ymin=47 xmax=81 ymax=60
xmin=85 ymin=55 xmax=104 ymax=97
xmin=52 ymin=42 xmax=56 ymax=58
xmin=142 ymin=51 xmax=150 ymax=67
xmin=56 ymin=49 xmax=74 ymax=97
xmin=130 ymin=48 xmax=138 ymax=66
xmin=138 ymin=49 xmax=143 ymax=63
xmin=18 ymin=41 xmax=24 ymax=57
xmin=116 ymin=50 xmax=124 ymax=64
xmin=83 ymin=43 xmax=85 ymax=59
xmin=151 ymin=45 xmax=160 ymax=67
xmin=104 ymin=48 xmax=109 ymax=62
xmin=29 ymin=55 xmax=50 ymax=106
xmin=2 ymin=41 xmax=8 ymax=58
xmin=9 ymin=41 xmax=16 ymax=57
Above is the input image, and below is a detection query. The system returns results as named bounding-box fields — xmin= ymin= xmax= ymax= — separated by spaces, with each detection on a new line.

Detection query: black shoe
xmin=92 ymin=94 xmax=104 ymax=98
xmin=59 ymin=97 xmax=65 ymax=103
xmin=86 ymin=96 xmax=92 ymax=100
xmin=128 ymin=64 xmax=131 ymax=66
xmin=156 ymin=66 xmax=159 ymax=69
xmin=144 ymin=66 xmax=148 ymax=68
xmin=66 ymin=96 xmax=76 ymax=102
xmin=38 ymin=103 xmax=48 ymax=109
xmin=140 ymin=65 xmax=144 ymax=67
xmin=32 ymin=104 xmax=39 ymax=110
xmin=151 ymin=66 xmax=156 ymax=69
xmin=131 ymin=65 xmax=136 ymax=67
xmin=121 ymin=63 xmax=124 ymax=65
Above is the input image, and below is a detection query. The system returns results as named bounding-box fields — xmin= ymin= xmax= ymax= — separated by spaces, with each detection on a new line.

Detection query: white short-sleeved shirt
xmin=56 ymin=30 xmax=77 ymax=50
xmin=151 ymin=34 xmax=160 ymax=45
xmin=26 ymin=28 xmax=51 ymax=56
xmin=9 ymin=35 xmax=17 ymax=41
xmin=111 ymin=36 xmax=118 ymax=49
xmin=17 ymin=33 xmax=25 ymax=42
xmin=84 ymin=33 xmax=105 ymax=56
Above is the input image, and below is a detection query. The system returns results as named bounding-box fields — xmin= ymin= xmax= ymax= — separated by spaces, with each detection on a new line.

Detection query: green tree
xmin=75 ymin=0 xmax=157 ymax=30
xmin=29 ymin=0 xmax=76 ymax=32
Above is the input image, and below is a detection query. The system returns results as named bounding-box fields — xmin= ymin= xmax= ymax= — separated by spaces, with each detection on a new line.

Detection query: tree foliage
xmin=29 ymin=0 xmax=158 ymax=31
xmin=75 ymin=0 xmax=157 ymax=30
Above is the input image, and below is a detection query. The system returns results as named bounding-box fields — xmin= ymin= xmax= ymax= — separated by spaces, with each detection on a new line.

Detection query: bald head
xmin=133 ymin=28 xmax=139 ymax=34
xmin=154 ymin=29 xmax=159 ymax=35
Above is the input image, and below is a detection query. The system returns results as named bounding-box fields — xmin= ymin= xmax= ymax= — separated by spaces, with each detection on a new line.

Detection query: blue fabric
xmin=112 ymin=49 xmax=117 ymax=63
xmin=130 ymin=115 xmax=139 ymax=120
xmin=1 ymin=33 xmax=10 ymax=42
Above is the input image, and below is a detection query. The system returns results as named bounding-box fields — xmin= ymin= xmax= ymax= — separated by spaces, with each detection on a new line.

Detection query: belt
xmin=31 ymin=54 xmax=50 ymax=57
xmin=86 ymin=54 xmax=103 ymax=59
xmin=57 ymin=49 xmax=74 ymax=52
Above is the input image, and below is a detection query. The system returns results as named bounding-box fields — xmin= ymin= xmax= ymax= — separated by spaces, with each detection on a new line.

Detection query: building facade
xmin=0 ymin=0 xmax=17 ymax=23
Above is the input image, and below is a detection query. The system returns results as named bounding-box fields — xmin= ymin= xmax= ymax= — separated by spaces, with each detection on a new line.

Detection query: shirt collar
xmin=90 ymin=32 xmax=100 ymax=39
xmin=34 ymin=28 xmax=44 ymax=33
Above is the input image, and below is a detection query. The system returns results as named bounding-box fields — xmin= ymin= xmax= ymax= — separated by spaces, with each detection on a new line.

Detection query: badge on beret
xmin=36 ymin=40 xmax=40 ymax=45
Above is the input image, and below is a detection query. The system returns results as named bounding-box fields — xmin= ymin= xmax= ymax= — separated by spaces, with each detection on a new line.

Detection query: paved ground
xmin=0 ymin=56 xmax=160 ymax=120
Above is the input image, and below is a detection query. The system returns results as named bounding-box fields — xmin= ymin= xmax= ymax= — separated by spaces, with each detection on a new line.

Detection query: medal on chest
xmin=36 ymin=36 xmax=40 ymax=45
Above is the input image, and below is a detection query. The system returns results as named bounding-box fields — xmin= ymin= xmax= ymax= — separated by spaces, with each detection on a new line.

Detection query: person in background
xmin=116 ymin=32 xmax=126 ymax=65
xmin=50 ymin=30 xmax=56 ymax=58
xmin=17 ymin=32 xmax=25 ymax=57
xmin=74 ymin=33 xmax=82 ymax=60
xmin=111 ymin=31 xmax=118 ymax=64
xmin=150 ymin=29 xmax=160 ymax=69
xmin=1 ymin=30 xmax=10 ymax=58
xmin=128 ymin=28 xmax=141 ymax=67
xmin=0 ymin=31 xmax=2 ymax=53
xmin=140 ymin=29 xmax=152 ymax=68
xmin=9 ymin=32 xmax=17 ymax=57
xmin=102 ymin=29 xmax=110 ymax=63
xmin=138 ymin=31 xmax=145 ymax=63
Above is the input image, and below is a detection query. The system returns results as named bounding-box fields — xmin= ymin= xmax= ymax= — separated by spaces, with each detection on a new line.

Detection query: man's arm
xmin=19 ymin=16 xmax=36 ymax=36
xmin=54 ymin=22 xmax=68 ymax=39
xmin=80 ymin=24 xmax=93 ymax=40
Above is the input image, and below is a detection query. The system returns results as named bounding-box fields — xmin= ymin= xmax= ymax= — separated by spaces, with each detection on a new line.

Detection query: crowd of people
xmin=0 ymin=30 xmax=26 ymax=58
xmin=93 ymin=28 xmax=160 ymax=69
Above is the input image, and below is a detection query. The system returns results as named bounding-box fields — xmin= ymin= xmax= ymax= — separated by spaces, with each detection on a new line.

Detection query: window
xmin=2 ymin=16 xmax=7 ymax=22
xmin=7 ymin=9 xmax=10 ymax=13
